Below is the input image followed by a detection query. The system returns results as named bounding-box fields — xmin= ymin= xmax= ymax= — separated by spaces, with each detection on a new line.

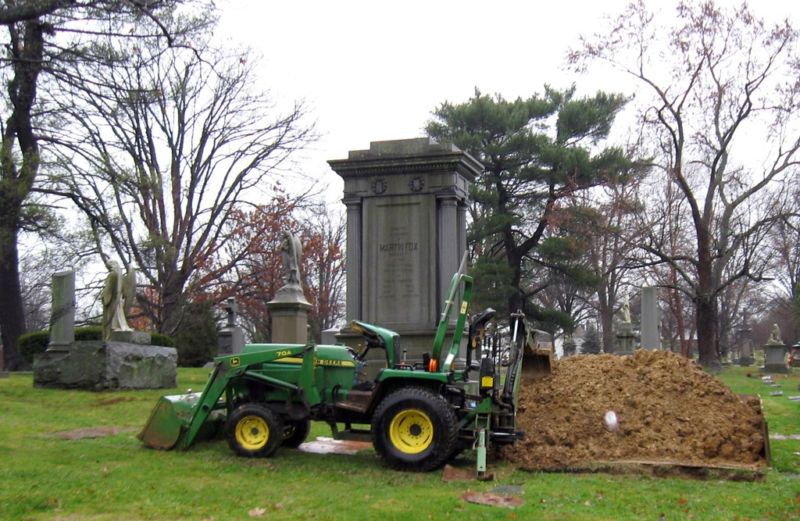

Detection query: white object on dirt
xmin=603 ymin=410 xmax=619 ymax=432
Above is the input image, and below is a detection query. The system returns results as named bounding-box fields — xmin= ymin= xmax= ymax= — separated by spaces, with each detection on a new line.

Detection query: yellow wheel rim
xmin=388 ymin=408 xmax=433 ymax=455
xmin=235 ymin=415 xmax=269 ymax=451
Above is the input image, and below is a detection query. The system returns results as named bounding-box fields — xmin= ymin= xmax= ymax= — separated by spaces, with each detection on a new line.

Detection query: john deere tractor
xmin=140 ymin=260 xmax=528 ymax=473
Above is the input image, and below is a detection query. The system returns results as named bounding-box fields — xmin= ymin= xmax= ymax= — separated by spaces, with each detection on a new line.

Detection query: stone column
xmin=437 ymin=193 xmax=459 ymax=315
xmin=343 ymin=197 xmax=362 ymax=323
xmin=457 ymin=202 xmax=467 ymax=262
xmin=640 ymin=286 xmax=660 ymax=349
xmin=48 ymin=270 xmax=75 ymax=352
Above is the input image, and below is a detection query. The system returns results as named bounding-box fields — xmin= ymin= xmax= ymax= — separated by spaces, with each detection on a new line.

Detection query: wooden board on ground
xmin=536 ymin=459 xmax=766 ymax=481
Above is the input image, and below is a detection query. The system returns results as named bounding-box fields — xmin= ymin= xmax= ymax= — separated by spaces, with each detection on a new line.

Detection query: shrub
xmin=151 ymin=332 xmax=175 ymax=347
xmin=75 ymin=326 xmax=102 ymax=341
xmin=173 ymin=301 xmax=218 ymax=367
xmin=17 ymin=331 xmax=49 ymax=365
xmin=581 ymin=325 xmax=602 ymax=354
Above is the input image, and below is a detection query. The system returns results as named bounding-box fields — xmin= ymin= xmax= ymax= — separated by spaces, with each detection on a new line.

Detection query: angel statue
xmin=101 ymin=261 xmax=136 ymax=340
xmin=767 ymin=323 xmax=783 ymax=345
xmin=621 ymin=295 xmax=632 ymax=324
xmin=280 ymin=231 xmax=303 ymax=287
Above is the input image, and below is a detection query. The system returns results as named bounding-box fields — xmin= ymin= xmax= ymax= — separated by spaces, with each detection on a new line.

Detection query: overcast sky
xmin=217 ymin=0 xmax=799 ymax=204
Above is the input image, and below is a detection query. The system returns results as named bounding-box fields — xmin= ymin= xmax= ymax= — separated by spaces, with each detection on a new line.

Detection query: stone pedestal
xmin=267 ymin=283 xmax=311 ymax=344
xmin=34 ymin=341 xmax=177 ymax=390
xmin=329 ymin=138 xmax=479 ymax=361
xmin=763 ymin=343 xmax=789 ymax=373
xmin=615 ymin=321 xmax=636 ymax=355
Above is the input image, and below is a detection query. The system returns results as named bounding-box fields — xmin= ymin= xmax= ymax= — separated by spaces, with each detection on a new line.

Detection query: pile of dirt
xmin=505 ymin=350 xmax=766 ymax=470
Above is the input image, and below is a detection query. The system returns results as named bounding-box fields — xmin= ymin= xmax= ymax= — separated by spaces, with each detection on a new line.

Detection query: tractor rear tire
xmin=282 ymin=419 xmax=311 ymax=448
xmin=372 ymin=387 xmax=458 ymax=472
xmin=226 ymin=403 xmax=283 ymax=458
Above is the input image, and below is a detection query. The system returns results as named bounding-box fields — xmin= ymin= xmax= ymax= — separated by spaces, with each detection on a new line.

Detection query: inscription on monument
xmin=379 ymin=225 xmax=420 ymax=298
xmin=365 ymin=196 xmax=435 ymax=327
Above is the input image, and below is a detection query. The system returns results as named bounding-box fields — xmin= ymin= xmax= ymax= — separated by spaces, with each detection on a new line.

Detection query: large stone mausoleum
xmin=329 ymin=138 xmax=481 ymax=360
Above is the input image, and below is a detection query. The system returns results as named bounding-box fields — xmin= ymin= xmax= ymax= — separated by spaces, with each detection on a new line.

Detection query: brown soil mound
xmin=505 ymin=350 xmax=766 ymax=470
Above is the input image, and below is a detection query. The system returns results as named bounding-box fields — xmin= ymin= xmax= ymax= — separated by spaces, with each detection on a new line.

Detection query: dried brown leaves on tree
xmin=200 ymin=199 xmax=345 ymax=342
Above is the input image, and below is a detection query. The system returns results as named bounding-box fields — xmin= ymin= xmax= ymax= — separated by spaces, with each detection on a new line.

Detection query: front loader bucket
xmin=138 ymin=393 xmax=201 ymax=450
xmin=521 ymin=347 xmax=553 ymax=381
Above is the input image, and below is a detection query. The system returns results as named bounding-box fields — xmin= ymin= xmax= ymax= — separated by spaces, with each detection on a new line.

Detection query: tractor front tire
xmin=372 ymin=387 xmax=458 ymax=472
xmin=226 ymin=403 xmax=283 ymax=458
xmin=282 ymin=419 xmax=311 ymax=448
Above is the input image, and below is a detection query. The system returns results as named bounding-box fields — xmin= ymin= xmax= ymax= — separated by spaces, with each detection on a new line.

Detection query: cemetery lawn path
xmin=0 ymin=367 xmax=798 ymax=520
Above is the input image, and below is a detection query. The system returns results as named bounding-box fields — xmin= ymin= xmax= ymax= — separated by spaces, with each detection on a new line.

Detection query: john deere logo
xmin=230 ymin=357 xmax=241 ymax=368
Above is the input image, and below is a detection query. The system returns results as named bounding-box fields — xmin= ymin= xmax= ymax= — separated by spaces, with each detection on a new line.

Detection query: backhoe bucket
xmin=521 ymin=346 xmax=553 ymax=381
xmin=138 ymin=392 xmax=224 ymax=450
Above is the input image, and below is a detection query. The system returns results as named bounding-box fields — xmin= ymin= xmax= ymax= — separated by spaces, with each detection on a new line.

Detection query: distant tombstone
xmin=34 ymin=265 xmax=177 ymax=390
xmin=329 ymin=138 xmax=479 ymax=361
xmin=218 ymin=298 xmax=244 ymax=355
xmin=321 ymin=327 xmax=339 ymax=346
xmin=763 ymin=323 xmax=788 ymax=374
xmin=48 ymin=270 xmax=76 ymax=351
xmin=738 ymin=338 xmax=754 ymax=366
xmin=737 ymin=321 xmax=754 ymax=366
xmin=640 ymin=287 xmax=661 ymax=349
xmin=790 ymin=342 xmax=800 ymax=368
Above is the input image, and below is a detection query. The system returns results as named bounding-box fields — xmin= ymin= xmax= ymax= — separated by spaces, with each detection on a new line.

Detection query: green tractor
xmin=139 ymin=260 xmax=528 ymax=473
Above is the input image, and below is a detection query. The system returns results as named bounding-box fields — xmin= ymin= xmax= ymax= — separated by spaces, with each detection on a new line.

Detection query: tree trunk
xmin=158 ymin=270 xmax=188 ymax=335
xmin=0 ymin=222 xmax=26 ymax=370
xmin=600 ymin=309 xmax=615 ymax=354
xmin=695 ymin=224 xmax=720 ymax=369
xmin=696 ymin=294 xmax=719 ymax=369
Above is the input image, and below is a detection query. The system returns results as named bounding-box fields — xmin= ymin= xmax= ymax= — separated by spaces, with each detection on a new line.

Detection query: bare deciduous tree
xmin=0 ymin=0 xmax=208 ymax=369
xmin=572 ymin=1 xmax=800 ymax=368
xmin=46 ymin=39 xmax=314 ymax=334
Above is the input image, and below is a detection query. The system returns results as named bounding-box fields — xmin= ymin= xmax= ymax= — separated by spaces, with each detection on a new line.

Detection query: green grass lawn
xmin=1 ymin=366 xmax=799 ymax=520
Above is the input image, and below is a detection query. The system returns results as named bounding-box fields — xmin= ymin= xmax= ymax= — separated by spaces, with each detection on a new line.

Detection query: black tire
xmin=371 ymin=387 xmax=458 ymax=472
xmin=226 ymin=403 xmax=283 ymax=458
xmin=282 ymin=419 xmax=311 ymax=448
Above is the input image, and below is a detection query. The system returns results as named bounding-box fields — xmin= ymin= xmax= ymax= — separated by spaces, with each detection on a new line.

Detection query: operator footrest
xmin=334 ymin=389 xmax=373 ymax=413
